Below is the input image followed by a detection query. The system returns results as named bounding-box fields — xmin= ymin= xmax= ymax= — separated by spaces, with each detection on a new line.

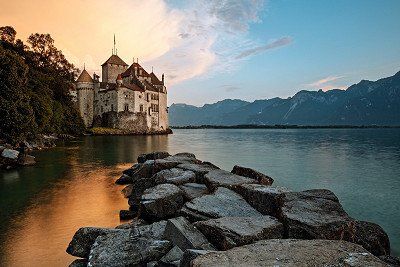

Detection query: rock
xmin=137 ymin=220 xmax=168 ymax=239
xmin=174 ymin=152 xmax=196 ymax=158
xmin=115 ymin=174 xmax=134 ymax=185
xmin=234 ymin=184 xmax=289 ymax=217
xmin=121 ymin=184 xmax=133 ymax=198
xmin=115 ymin=219 xmax=148 ymax=229
xmin=280 ymin=189 xmax=351 ymax=239
xmin=68 ymin=259 xmax=87 ymax=267
xmin=181 ymin=187 xmax=263 ymax=222
xmin=154 ymin=168 xmax=196 ymax=185
xmin=119 ymin=209 xmax=136 ymax=220
xmin=163 ymin=217 xmax=214 ymax=251
xmin=194 ymin=216 xmax=284 ymax=250
xmin=18 ymin=154 xmax=36 ymax=165
xmin=140 ymin=184 xmax=185 ymax=220
xmin=203 ymin=169 xmax=255 ymax=191
xmin=88 ymin=231 xmax=172 ymax=266
xmin=180 ymin=249 xmax=213 ymax=267
xmin=1 ymin=149 xmax=19 ymax=160
xmin=192 ymin=239 xmax=388 ymax=267
xmin=163 ymin=155 xmax=202 ymax=165
xmin=348 ymin=220 xmax=390 ymax=256
xmin=177 ymin=163 xmax=220 ymax=183
xmin=280 ymin=189 xmax=390 ymax=256
xmin=66 ymin=227 xmax=125 ymax=258
xmin=158 ymin=246 xmax=183 ymax=267
xmin=179 ymin=183 xmax=209 ymax=200
xmin=147 ymin=261 xmax=157 ymax=267
xmin=138 ymin=151 xmax=170 ymax=163
xmin=231 ymin=165 xmax=274 ymax=185
xmin=379 ymin=255 xmax=400 ymax=266
xmin=122 ymin=163 xmax=142 ymax=177
xmin=127 ymin=176 xmax=157 ymax=203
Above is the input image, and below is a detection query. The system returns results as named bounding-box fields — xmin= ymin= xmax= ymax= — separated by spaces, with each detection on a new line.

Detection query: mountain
xmin=168 ymin=71 xmax=400 ymax=126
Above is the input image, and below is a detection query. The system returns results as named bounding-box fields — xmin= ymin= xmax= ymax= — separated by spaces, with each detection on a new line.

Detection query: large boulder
xmin=180 ymin=249 xmax=213 ymax=267
xmin=192 ymin=239 xmax=389 ymax=267
xmin=117 ymin=159 xmax=180 ymax=185
xmin=234 ymin=184 xmax=289 ymax=217
xmin=203 ymin=169 xmax=255 ymax=191
xmin=181 ymin=187 xmax=263 ymax=222
xmin=137 ymin=220 xmax=168 ymax=239
xmin=280 ymin=189 xmax=352 ymax=239
xmin=1 ymin=148 xmax=19 ymax=160
xmin=231 ymin=165 xmax=274 ymax=185
xmin=158 ymin=245 xmax=183 ymax=267
xmin=194 ymin=216 xmax=283 ymax=250
xmin=154 ymin=168 xmax=196 ymax=185
xmin=280 ymin=189 xmax=391 ymax=256
xmin=163 ymin=217 xmax=214 ymax=251
xmin=176 ymin=163 xmax=219 ymax=183
xmin=179 ymin=183 xmax=209 ymax=200
xmin=88 ymin=231 xmax=172 ymax=266
xmin=137 ymin=151 xmax=170 ymax=163
xmin=347 ymin=220 xmax=390 ymax=257
xmin=66 ymin=227 xmax=126 ymax=258
xmin=140 ymin=184 xmax=185 ymax=220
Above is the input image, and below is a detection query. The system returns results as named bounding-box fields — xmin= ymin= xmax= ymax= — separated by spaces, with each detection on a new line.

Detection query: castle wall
xmin=102 ymin=64 xmax=127 ymax=83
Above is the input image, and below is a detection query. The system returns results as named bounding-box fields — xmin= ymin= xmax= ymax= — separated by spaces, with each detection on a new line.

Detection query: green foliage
xmin=0 ymin=26 xmax=85 ymax=144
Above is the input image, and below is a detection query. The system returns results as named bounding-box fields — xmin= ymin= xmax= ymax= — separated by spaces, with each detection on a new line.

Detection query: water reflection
xmin=0 ymin=129 xmax=399 ymax=266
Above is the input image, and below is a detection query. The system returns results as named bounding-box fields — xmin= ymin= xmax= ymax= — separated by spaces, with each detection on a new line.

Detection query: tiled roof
xmin=76 ymin=69 xmax=93 ymax=83
xmin=101 ymin=55 xmax=128 ymax=66
xmin=123 ymin=83 xmax=145 ymax=92
xmin=144 ymin=81 xmax=160 ymax=92
xmin=150 ymin=72 xmax=163 ymax=85
xmin=121 ymin=63 xmax=150 ymax=78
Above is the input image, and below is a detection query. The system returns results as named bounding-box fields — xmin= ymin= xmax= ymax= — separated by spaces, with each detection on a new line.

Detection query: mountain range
xmin=168 ymin=71 xmax=400 ymax=126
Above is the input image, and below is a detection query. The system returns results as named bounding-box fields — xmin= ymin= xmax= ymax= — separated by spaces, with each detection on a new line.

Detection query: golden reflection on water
xmin=3 ymin=162 xmax=130 ymax=267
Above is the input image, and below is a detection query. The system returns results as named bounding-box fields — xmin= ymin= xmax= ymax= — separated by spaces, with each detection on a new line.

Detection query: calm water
xmin=0 ymin=129 xmax=399 ymax=266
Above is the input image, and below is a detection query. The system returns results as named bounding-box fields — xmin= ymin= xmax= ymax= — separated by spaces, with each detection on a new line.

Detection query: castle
xmin=72 ymin=46 xmax=169 ymax=134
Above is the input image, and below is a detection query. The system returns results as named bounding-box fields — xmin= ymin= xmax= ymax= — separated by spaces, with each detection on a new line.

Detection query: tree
xmin=0 ymin=46 xmax=37 ymax=143
xmin=0 ymin=26 xmax=16 ymax=43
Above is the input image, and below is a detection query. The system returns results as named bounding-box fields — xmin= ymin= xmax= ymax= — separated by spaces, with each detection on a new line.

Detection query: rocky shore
xmin=0 ymin=134 xmax=74 ymax=170
xmin=66 ymin=152 xmax=399 ymax=266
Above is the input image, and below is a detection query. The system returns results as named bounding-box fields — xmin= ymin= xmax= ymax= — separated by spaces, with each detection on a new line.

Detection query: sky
xmin=1 ymin=0 xmax=400 ymax=106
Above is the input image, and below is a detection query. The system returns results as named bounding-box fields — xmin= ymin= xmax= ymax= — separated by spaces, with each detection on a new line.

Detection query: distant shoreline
xmin=171 ymin=125 xmax=400 ymax=129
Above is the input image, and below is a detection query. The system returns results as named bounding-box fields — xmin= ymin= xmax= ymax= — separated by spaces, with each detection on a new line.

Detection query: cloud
xmin=307 ymin=76 xmax=347 ymax=91
xmin=220 ymin=84 xmax=241 ymax=92
xmin=235 ymin=37 xmax=293 ymax=59
xmin=2 ymin=0 xmax=279 ymax=86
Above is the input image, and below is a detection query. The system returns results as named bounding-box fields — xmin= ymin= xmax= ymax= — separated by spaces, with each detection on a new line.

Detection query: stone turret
xmin=76 ymin=69 xmax=94 ymax=127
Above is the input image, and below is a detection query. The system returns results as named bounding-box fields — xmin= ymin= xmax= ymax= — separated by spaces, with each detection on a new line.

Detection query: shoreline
xmin=171 ymin=124 xmax=400 ymax=129
xmin=66 ymin=151 xmax=399 ymax=266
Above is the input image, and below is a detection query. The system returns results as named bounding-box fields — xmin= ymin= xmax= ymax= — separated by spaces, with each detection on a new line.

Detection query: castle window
xmin=111 ymin=104 xmax=114 ymax=111
xmin=124 ymin=104 xmax=129 ymax=111
xmin=140 ymin=105 xmax=143 ymax=112
xmin=146 ymin=93 xmax=150 ymax=101
xmin=101 ymin=106 xmax=103 ymax=113
xmin=148 ymin=107 xmax=151 ymax=114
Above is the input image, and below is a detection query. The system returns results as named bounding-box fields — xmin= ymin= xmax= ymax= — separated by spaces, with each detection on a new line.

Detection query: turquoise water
xmin=0 ymin=128 xmax=399 ymax=266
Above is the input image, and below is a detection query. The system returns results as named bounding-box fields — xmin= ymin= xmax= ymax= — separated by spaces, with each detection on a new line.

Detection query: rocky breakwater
xmin=67 ymin=151 xmax=399 ymax=267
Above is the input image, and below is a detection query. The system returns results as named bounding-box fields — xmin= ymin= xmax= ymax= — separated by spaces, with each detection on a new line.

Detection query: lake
xmin=0 ymin=128 xmax=399 ymax=266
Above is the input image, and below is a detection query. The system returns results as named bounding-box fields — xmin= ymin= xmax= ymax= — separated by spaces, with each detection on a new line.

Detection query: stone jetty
xmin=67 ymin=152 xmax=399 ymax=267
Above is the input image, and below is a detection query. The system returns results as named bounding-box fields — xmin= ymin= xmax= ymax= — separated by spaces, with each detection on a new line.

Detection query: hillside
xmin=169 ymin=71 xmax=400 ymax=126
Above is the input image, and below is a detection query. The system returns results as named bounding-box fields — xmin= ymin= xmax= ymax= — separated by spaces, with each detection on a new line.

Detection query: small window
xmin=140 ymin=105 xmax=143 ymax=112
xmin=101 ymin=106 xmax=103 ymax=112
xmin=148 ymin=107 xmax=151 ymax=114
xmin=111 ymin=104 xmax=114 ymax=111
xmin=124 ymin=104 xmax=129 ymax=111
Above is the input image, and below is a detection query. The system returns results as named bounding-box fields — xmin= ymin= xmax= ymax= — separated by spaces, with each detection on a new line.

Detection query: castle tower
xmin=101 ymin=36 xmax=128 ymax=83
xmin=76 ymin=68 xmax=95 ymax=127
